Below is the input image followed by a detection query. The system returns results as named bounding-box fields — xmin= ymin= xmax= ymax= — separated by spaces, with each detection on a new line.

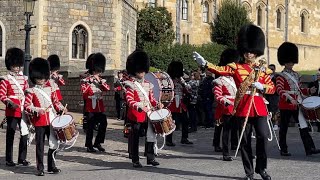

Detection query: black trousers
xmin=35 ymin=126 xmax=56 ymax=171
xmin=279 ymin=109 xmax=315 ymax=154
xmin=188 ymin=104 xmax=198 ymax=131
xmin=239 ymin=116 xmax=268 ymax=176
xmin=166 ymin=112 xmax=189 ymax=143
xmin=213 ymin=124 xmax=222 ymax=147
xmin=222 ymin=115 xmax=238 ymax=156
xmin=85 ymin=112 xmax=107 ymax=147
xmin=115 ymin=98 xmax=125 ymax=120
xmin=128 ymin=121 xmax=155 ymax=163
xmin=6 ymin=117 xmax=28 ymax=162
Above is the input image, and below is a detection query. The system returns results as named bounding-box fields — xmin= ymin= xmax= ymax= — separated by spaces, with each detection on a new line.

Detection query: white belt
xmin=286 ymin=91 xmax=299 ymax=95
xmin=88 ymin=96 xmax=102 ymax=100
xmin=225 ymin=95 xmax=235 ymax=99
xmin=8 ymin=95 xmax=23 ymax=99
xmin=245 ymin=91 xmax=261 ymax=96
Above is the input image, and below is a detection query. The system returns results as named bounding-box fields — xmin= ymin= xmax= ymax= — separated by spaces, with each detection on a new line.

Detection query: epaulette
xmin=123 ymin=80 xmax=134 ymax=89
xmin=227 ymin=62 xmax=237 ymax=69
xmin=25 ymin=88 xmax=34 ymax=94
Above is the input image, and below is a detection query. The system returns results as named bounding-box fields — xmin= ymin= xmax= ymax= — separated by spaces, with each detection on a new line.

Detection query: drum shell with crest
xmin=301 ymin=96 xmax=320 ymax=122
xmin=144 ymin=71 xmax=174 ymax=107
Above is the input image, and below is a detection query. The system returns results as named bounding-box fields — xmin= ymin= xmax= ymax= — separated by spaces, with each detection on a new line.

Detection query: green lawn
xmin=298 ymin=70 xmax=318 ymax=75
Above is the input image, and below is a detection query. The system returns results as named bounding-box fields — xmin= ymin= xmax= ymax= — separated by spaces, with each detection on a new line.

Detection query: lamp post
xmin=22 ymin=0 xmax=37 ymax=76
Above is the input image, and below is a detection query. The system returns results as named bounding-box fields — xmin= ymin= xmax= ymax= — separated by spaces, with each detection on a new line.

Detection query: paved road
xmin=0 ymin=112 xmax=320 ymax=180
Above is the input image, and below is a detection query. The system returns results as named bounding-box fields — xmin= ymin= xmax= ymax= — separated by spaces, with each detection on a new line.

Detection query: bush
xmin=144 ymin=43 xmax=225 ymax=71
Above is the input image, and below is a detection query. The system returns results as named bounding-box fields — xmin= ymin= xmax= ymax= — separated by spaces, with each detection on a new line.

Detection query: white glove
xmin=192 ymin=51 xmax=207 ymax=66
xmin=252 ymin=82 xmax=264 ymax=91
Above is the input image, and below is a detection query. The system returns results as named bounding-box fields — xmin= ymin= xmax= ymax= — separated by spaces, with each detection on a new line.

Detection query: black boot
xmin=146 ymin=142 xmax=159 ymax=166
xmin=300 ymin=128 xmax=316 ymax=155
xmin=243 ymin=174 xmax=253 ymax=180
xmin=255 ymin=170 xmax=271 ymax=180
xmin=93 ymin=144 xmax=105 ymax=152
xmin=48 ymin=149 xmax=59 ymax=174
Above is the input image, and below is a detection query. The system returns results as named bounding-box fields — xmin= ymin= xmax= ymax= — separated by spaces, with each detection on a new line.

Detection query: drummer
xmin=123 ymin=49 xmax=163 ymax=168
xmin=276 ymin=42 xmax=320 ymax=156
xmin=24 ymin=58 xmax=67 ymax=176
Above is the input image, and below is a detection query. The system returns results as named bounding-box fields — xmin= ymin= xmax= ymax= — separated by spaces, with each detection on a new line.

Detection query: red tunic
xmin=124 ymin=77 xmax=157 ymax=123
xmin=81 ymin=75 xmax=110 ymax=113
xmin=276 ymin=69 xmax=309 ymax=110
xmin=46 ymin=73 xmax=65 ymax=101
xmin=0 ymin=73 xmax=29 ymax=118
xmin=207 ymin=62 xmax=275 ymax=117
xmin=212 ymin=76 xmax=237 ymax=120
xmin=167 ymin=79 xmax=188 ymax=113
xmin=24 ymin=85 xmax=64 ymax=127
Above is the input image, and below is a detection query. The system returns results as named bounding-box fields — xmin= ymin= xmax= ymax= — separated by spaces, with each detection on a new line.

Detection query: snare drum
xmin=148 ymin=109 xmax=176 ymax=135
xmin=145 ymin=72 xmax=174 ymax=107
xmin=301 ymin=96 xmax=320 ymax=122
xmin=51 ymin=114 xmax=78 ymax=142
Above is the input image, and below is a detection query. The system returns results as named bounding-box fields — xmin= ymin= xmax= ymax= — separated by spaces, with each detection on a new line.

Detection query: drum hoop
xmin=148 ymin=108 xmax=171 ymax=120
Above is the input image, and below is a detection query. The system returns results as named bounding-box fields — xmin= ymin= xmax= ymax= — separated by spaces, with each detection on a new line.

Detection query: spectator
xmin=187 ymin=71 xmax=200 ymax=132
xmin=308 ymin=71 xmax=320 ymax=132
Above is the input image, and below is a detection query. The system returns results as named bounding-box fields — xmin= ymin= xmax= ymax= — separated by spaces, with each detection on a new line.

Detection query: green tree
xmin=211 ymin=0 xmax=251 ymax=48
xmin=136 ymin=7 xmax=175 ymax=49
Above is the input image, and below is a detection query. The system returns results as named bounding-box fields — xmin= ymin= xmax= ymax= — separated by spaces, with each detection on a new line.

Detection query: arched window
xmin=300 ymin=10 xmax=308 ymax=33
xmin=148 ymin=0 xmax=156 ymax=7
xmin=182 ymin=0 xmax=188 ymax=20
xmin=0 ymin=27 xmax=2 ymax=57
xmin=71 ymin=25 xmax=88 ymax=59
xmin=276 ymin=9 xmax=281 ymax=29
xmin=126 ymin=32 xmax=130 ymax=59
xmin=203 ymin=1 xmax=209 ymax=23
xmin=242 ymin=1 xmax=252 ymax=19
xmin=257 ymin=6 xmax=263 ymax=26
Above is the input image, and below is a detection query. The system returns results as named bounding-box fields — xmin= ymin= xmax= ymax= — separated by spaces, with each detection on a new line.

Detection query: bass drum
xmin=145 ymin=71 xmax=174 ymax=107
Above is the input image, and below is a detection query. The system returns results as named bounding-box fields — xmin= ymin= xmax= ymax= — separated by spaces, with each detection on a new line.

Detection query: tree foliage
xmin=136 ymin=7 xmax=175 ymax=49
xmin=211 ymin=0 xmax=251 ymax=48
xmin=144 ymin=43 xmax=225 ymax=72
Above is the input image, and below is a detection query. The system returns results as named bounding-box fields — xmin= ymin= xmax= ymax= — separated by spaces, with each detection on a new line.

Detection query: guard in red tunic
xmin=47 ymin=54 xmax=65 ymax=101
xmin=80 ymin=53 xmax=96 ymax=132
xmin=166 ymin=61 xmax=193 ymax=146
xmin=81 ymin=53 xmax=110 ymax=153
xmin=212 ymin=48 xmax=240 ymax=161
xmin=24 ymin=58 xmax=66 ymax=176
xmin=194 ymin=24 xmax=274 ymax=180
xmin=124 ymin=50 xmax=161 ymax=168
xmin=276 ymin=42 xmax=320 ymax=156
xmin=0 ymin=48 xmax=30 ymax=167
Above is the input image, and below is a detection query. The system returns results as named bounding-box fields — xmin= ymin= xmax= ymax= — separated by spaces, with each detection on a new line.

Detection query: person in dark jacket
xmin=308 ymin=70 xmax=320 ymax=132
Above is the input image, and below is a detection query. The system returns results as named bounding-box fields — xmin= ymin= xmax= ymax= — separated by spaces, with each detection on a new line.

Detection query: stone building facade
xmin=0 ymin=0 xmax=137 ymax=116
xmin=136 ymin=0 xmax=320 ymax=71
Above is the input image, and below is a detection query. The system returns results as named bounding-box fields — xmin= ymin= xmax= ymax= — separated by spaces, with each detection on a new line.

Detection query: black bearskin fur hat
xmin=167 ymin=61 xmax=184 ymax=79
xmin=5 ymin=48 xmax=24 ymax=70
xmin=91 ymin=53 xmax=106 ymax=73
xmin=277 ymin=42 xmax=299 ymax=65
xmin=218 ymin=48 xmax=241 ymax=66
xmin=86 ymin=53 xmax=96 ymax=70
xmin=237 ymin=24 xmax=265 ymax=57
xmin=126 ymin=49 xmax=150 ymax=76
xmin=29 ymin=58 xmax=50 ymax=84
xmin=47 ymin=54 xmax=60 ymax=71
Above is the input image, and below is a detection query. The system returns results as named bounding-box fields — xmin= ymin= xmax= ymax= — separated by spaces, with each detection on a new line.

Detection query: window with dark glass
xmin=301 ymin=13 xmax=305 ymax=33
xmin=257 ymin=6 xmax=262 ymax=26
xmin=276 ymin=9 xmax=281 ymax=29
xmin=182 ymin=0 xmax=188 ymax=20
xmin=72 ymin=25 xmax=88 ymax=59
xmin=187 ymin=34 xmax=189 ymax=44
xmin=0 ymin=27 xmax=2 ymax=57
xmin=203 ymin=2 xmax=209 ymax=23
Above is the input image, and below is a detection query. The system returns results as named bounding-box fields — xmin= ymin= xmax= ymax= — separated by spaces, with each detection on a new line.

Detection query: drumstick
xmin=44 ymin=104 xmax=53 ymax=112
xmin=58 ymin=104 xmax=68 ymax=123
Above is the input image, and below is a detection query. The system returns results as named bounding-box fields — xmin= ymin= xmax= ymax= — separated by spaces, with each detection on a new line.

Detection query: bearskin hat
xmin=126 ymin=49 xmax=150 ymax=76
xmin=47 ymin=54 xmax=60 ymax=71
xmin=86 ymin=53 xmax=95 ymax=70
xmin=90 ymin=53 xmax=106 ymax=73
xmin=167 ymin=61 xmax=184 ymax=79
xmin=237 ymin=24 xmax=265 ymax=57
xmin=218 ymin=48 xmax=241 ymax=66
xmin=29 ymin=58 xmax=50 ymax=84
xmin=5 ymin=48 xmax=24 ymax=70
xmin=277 ymin=42 xmax=299 ymax=65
